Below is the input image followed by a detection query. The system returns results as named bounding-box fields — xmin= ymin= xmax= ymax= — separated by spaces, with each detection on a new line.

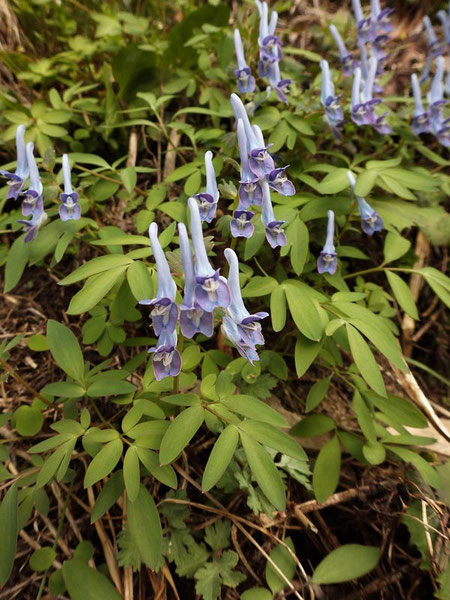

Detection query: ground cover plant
xmin=0 ymin=0 xmax=449 ymax=598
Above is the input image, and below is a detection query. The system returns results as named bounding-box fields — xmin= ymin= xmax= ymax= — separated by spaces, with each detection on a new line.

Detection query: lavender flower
xmin=221 ymin=315 xmax=260 ymax=365
xmin=267 ymin=58 xmax=291 ymax=104
xmin=230 ymin=94 xmax=275 ymax=179
xmin=261 ymin=181 xmax=286 ymax=248
xmin=59 ymin=154 xmax=81 ymax=221
xmin=236 ymin=119 xmax=263 ymax=208
xmin=230 ymin=209 xmax=255 ymax=238
xmin=256 ymin=1 xmax=281 ymax=77
xmin=17 ymin=197 xmax=48 ymax=243
xmin=370 ymin=0 xmax=393 ymax=36
xmin=411 ymin=74 xmax=430 ymax=135
xmin=148 ymin=330 xmax=181 ymax=381
xmin=225 ymin=248 xmax=268 ymax=347
xmin=139 ymin=223 xmax=178 ymax=336
xmin=347 ymin=170 xmax=383 ymax=235
xmin=351 ymin=59 xmax=391 ymax=134
xmin=234 ymin=29 xmax=256 ymax=94
xmin=21 ymin=143 xmax=43 ymax=217
xmin=329 ymin=25 xmax=355 ymax=77
xmin=420 ymin=16 xmax=445 ymax=83
xmin=427 ymin=56 xmax=450 ymax=147
xmin=188 ymin=197 xmax=231 ymax=311
xmin=352 ymin=0 xmax=372 ymax=43
xmin=267 ymin=166 xmax=295 ymax=196
xmin=193 ymin=151 xmax=219 ymax=223
xmin=320 ymin=59 xmax=344 ymax=137
xmin=178 ymin=222 xmax=214 ymax=339
xmin=317 ymin=210 xmax=337 ymax=275
xmin=437 ymin=9 xmax=450 ymax=45
xmin=0 ymin=125 xmax=28 ymax=200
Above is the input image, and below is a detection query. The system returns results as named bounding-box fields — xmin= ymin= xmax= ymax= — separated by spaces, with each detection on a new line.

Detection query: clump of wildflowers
xmin=347 ymin=170 xmax=383 ymax=235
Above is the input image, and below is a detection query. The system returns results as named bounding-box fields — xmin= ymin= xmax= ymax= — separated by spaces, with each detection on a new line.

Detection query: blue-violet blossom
xmin=420 ymin=16 xmax=445 ymax=83
xmin=427 ymin=56 xmax=450 ymax=147
xmin=59 ymin=154 xmax=81 ymax=221
xmin=329 ymin=25 xmax=355 ymax=77
xmin=22 ymin=143 xmax=43 ymax=217
xmin=236 ymin=118 xmax=263 ymax=208
xmin=230 ymin=209 xmax=255 ymax=239
xmin=347 ymin=170 xmax=383 ymax=235
xmin=261 ymin=181 xmax=286 ymax=248
xmin=139 ymin=223 xmax=178 ymax=336
xmin=188 ymin=197 xmax=231 ymax=311
xmin=320 ymin=59 xmax=344 ymax=137
xmin=178 ymin=222 xmax=214 ymax=339
xmin=148 ymin=330 xmax=181 ymax=381
xmin=411 ymin=74 xmax=430 ymax=135
xmin=234 ymin=29 xmax=256 ymax=94
xmin=192 ymin=151 xmax=219 ymax=223
xmin=18 ymin=197 xmax=48 ymax=243
xmin=317 ymin=210 xmax=338 ymax=275
xmin=0 ymin=125 xmax=28 ymax=200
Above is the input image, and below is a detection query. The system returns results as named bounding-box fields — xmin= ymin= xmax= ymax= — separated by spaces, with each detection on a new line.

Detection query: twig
xmin=0 ymin=357 xmax=53 ymax=407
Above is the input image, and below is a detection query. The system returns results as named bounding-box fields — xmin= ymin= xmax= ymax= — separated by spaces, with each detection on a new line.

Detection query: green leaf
xmin=202 ymin=425 xmax=239 ymax=492
xmin=284 ymin=283 xmax=323 ymax=341
xmin=120 ymin=167 xmax=137 ymax=193
xmin=287 ymin=217 xmax=309 ymax=276
xmin=87 ymin=378 xmax=136 ymax=397
xmin=241 ymin=276 xmax=278 ymax=298
xmin=60 ymin=255 xmax=134 ymax=286
xmin=294 ymin=334 xmax=322 ymax=378
xmin=305 ymin=378 xmax=331 ymax=412
xmin=123 ymin=447 xmax=140 ymax=502
xmin=346 ymin=324 xmax=386 ymax=397
xmin=14 ymin=405 xmax=44 ymax=436
xmin=383 ymin=232 xmax=411 ymax=264
xmin=91 ymin=471 xmax=124 ymax=523
xmin=47 ymin=320 xmax=84 ymax=385
xmin=387 ymin=446 xmax=441 ymax=488
xmin=313 ymin=434 xmax=341 ymax=502
xmin=241 ymin=589 xmax=272 ymax=600
xmin=126 ymin=261 xmax=153 ymax=301
xmin=135 ymin=447 xmax=177 ymax=488
xmin=353 ymin=390 xmax=376 ymax=443
xmin=365 ymin=392 xmax=427 ymax=428
xmin=354 ymin=169 xmax=378 ymax=197
xmin=84 ymin=439 xmax=123 ymax=488
xmin=67 ymin=267 xmax=128 ymax=315
xmin=239 ymin=420 xmax=306 ymax=461
xmin=319 ymin=168 xmax=350 ymax=194
xmin=62 ymin=559 xmax=122 ymax=600
xmin=0 ymin=483 xmax=17 ymax=586
xmin=159 ymin=406 xmax=205 ymax=465
xmin=222 ymin=395 xmax=288 ymax=428
xmin=311 ymin=544 xmax=381 ymax=584
xmin=165 ymin=162 xmax=199 ymax=182
xmin=290 ymin=414 xmax=335 ymax=438
xmin=30 ymin=547 xmax=56 ymax=571
xmin=265 ymin=537 xmax=295 ymax=594
xmin=386 ymin=271 xmax=419 ymax=320
xmin=158 ymin=201 xmax=186 ymax=223
xmin=42 ymin=382 xmax=85 ymax=398
xmin=127 ymin=485 xmax=162 ymax=569
xmin=362 ymin=441 xmax=386 ymax=465
xmin=240 ymin=430 xmax=286 ymax=510
xmin=270 ymin=286 xmax=287 ymax=332
xmin=67 ymin=153 xmax=111 ymax=169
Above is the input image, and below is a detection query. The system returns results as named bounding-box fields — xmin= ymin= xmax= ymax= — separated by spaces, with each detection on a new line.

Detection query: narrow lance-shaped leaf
xmin=47 ymin=320 xmax=85 ymax=385
xmin=159 ymin=406 xmax=205 ymax=465
xmin=0 ymin=483 xmax=18 ymax=587
xmin=346 ymin=323 xmax=386 ymax=397
xmin=202 ymin=425 xmax=239 ymax=492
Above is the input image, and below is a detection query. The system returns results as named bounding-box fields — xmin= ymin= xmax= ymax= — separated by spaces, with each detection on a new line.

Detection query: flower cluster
xmin=233 ymin=1 xmax=290 ymax=104
xmin=0 ymin=126 xmax=80 ymax=242
xmin=230 ymin=93 xmax=294 ymax=247
xmin=324 ymin=1 xmax=393 ymax=137
xmin=140 ymin=200 xmax=268 ymax=380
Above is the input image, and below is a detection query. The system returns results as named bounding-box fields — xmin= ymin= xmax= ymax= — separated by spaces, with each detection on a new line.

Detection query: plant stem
xmin=0 ymin=357 xmax=53 ymax=407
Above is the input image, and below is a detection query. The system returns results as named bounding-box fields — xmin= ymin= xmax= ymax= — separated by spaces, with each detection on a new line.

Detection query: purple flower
xmin=411 ymin=74 xmax=430 ymax=135
xmin=193 ymin=151 xmax=219 ymax=223
xmin=261 ymin=181 xmax=286 ymax=248
xmin=21 ymin=143 xmax=43 ymax=217
xmin=351 ymin=59 xmax=392 ymax=134
xmin=352 ymin=0 xmax=372 ymax=43
xmin=139 ymin=223 xmax=178 ymax=336
xmin=268 ymin=166 xmax=295 ymax=196
xmin=17 ymin=197 xmax=48 ymax=243
xmin=320 ymin=59 xmax=344 ymax=136
xmin=428 ymin=56 xmax=448 ymax=138
xmin=370 ymin=0 xmax=393 ymax=36
xmin=420 ymin=16 xmax=446 ymax=83
xmin=188 ymin=197 xmax=231 ymax=311
xmin=230 ymin=209 xmax=255 ymax=238
xmin=317 ymin=210 xmax=337 ymax=275
xmin=234 ymin=29 xmax=256 ymax=94
xmin=59 ymin=154 xmax=81 ymax=221
xmin=437 ymin=9 xmax=450 ymax=45
xmin=236 ymin=119 xmax=263 ymax=208
xmin=347 ymin=171 xmax=383 ymax=235
xmin=225 ymin=248 xmax=268 ymax=347
xmin=149 ymin=330 xmax=182 ymax=381
xmin=256 ymin=1 xmax=280 ymax=77
xmin=329 ymin=25 xmax=355 ymax=77
xmin=221 ymin=315 xmax=260 ymax=365
xmin=178 ymin=222 xmax=214 ymax=339
xmin=0 ymin=125 xmax=28 ymax=200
